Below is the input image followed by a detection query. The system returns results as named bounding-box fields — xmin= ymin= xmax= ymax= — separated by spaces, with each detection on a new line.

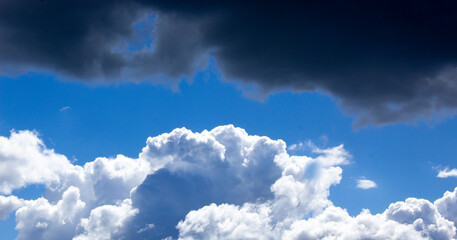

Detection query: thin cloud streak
xmin=59 ymin=106 xmax=71 ymax=112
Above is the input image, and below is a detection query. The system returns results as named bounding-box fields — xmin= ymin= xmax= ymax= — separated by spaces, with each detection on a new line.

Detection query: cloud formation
xmin=438 ymin=168 xmax=457 ymax=178
xmin=73 ymin=199 xmax=138 ymax=240
xmin=435 ymin=188 xmax=457 ymax=229
xmin=59 ymin=106 xmax=71 ymax=112
xmin=0 ymin=130 xmax=82 ymax=194
xmin=357 ymin=178 xmax=378 ymax=189
xmin=1 ymin=1 xmax=457 ymax=126
xmin=0 ymin=126 xmax=457 ymax=239
xmin=0 ymin=195 xmax=22 ymax=220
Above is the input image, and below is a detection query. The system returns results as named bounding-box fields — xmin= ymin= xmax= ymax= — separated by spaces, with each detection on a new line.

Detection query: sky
xmin=1 ymin=1 xmax=457 ymax=240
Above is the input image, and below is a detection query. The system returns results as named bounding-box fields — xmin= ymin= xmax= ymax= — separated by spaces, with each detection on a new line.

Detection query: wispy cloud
xmin=59 ymin=106 xmax=71 ymax=112
xmin=288 ymin=137 xmax=330 ymax=151
xmin=137 ymin=223 xmax=155 ymax=234
xmin=319 ymin=133 xmax=329 ymax=146
xmin=288 ymin=142 xmax=305 ymax=151
xmin=437 ymin=167 xmax=457 ymax=178
xmin=357 ymin=177 xmax=377 ymax=189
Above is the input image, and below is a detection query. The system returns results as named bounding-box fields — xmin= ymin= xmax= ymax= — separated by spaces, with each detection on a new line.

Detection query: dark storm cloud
xmin=0 ymin=0 xmax=205 ymax=83
xmin=0 ymin=1 xmax=136 ymax=78
xmin=1 ymin=0 xmax=457 ymax=127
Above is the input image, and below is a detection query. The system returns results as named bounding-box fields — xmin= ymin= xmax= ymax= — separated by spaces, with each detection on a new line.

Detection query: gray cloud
xmin=1 ymin=1 xmax=457 ymax=126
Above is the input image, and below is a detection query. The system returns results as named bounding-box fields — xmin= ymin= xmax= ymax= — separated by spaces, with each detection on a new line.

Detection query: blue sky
xmin=1 ymin=65 xmax=457 ymax=239
xmin=1 ymin=2 xmax=457 ymax=239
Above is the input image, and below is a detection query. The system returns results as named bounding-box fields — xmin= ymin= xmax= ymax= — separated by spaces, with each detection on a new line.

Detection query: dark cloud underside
xmin=1 ymin=0 xmax=457 ymax=127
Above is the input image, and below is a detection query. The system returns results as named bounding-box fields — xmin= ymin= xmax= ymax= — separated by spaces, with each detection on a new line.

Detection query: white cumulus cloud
xmin=0 ymin=130 xmax=83 ymax=194
xmin=0 ymin=126 xmax=456 ymax=240
xmin=435 ymin=187 xmax=457 ymax=228
xmin=437 ymin=167 xmax=457 ymax=178
xmin=73 ymin=199 xmax=138 ymax=240
xmin=357 ymin=178 xmax=378 ymax=189
xmin=15 ymin=186 xmax=86 ymax=240
xmin=0 ymin=195 xmax=23 ymax=219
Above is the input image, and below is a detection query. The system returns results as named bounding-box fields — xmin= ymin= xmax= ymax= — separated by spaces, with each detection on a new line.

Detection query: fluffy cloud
xmin=385 ymin=198 xmax=455 ymax=239
xmin=435 ymin=188 xmax=457 ymax=228
xmin=82 ymin=155 xmax=151 ymax=205
xmin=0 ymin=126 xmax=456 ymax=239
xmin=177 ymin=203 xmax=274 ymax=240
xmin=15 ymin=187 xmax=86 ymax=240
xmin=284 ymin=206 xmax=433 ymax=240
xmin=179 ymin=192 xmax=456 ymax=240
xmin=176 ymin=141 xmax=455 ymax=240
xmin=176 ymin=147 xmax=347 ymax=239
xmin=0 ymin=195 xmax=23 ymax=219
xmin=357 ymin=178 xmax=378 ymax=189
xmin=126 ymin=125 xmax=285 ymax=238
xmin=178 ymin=198 xmax=457 ymax=240
xmin=73 ymin=199 xmax=138 ymax=240
xmin=437 ymin=168 xmax=457 ymax=178
xmin=0 ymin=130 xmax=83 ymax=194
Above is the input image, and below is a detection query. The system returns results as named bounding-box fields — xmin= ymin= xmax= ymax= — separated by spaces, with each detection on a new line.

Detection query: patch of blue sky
xmin=125 ymin=13 xmax=156 ymax=52
xmin=0 ymin=215 xmax=16 ymax=240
